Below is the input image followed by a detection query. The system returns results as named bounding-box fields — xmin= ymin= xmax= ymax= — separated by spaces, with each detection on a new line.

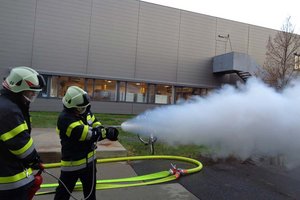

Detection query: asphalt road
xmin=130 ymin=157 xmax=300 ymax=200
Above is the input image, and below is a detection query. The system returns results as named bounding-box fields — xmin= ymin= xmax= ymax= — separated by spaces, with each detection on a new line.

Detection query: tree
xmin=257 ymin=17 xmax=300 ymax=90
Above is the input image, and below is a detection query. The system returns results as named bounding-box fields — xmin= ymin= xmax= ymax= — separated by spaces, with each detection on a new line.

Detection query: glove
xmin=91 ymin=126 xmax=106 ymax=141
xmin=31 ymin=162 xmax=45 ymax=171
xmin=105 ymin=127 xmax=119 ymax=141
xmin=30 ymin=156 xmax=44 ymax=171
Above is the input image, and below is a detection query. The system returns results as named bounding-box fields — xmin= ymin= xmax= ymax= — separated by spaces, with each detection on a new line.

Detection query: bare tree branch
xmin=256 ymin=17 xmax=300 ymax=90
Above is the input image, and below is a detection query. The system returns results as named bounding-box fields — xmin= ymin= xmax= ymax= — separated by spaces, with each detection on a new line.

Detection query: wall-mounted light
xmin=218 ymin=34 xmax=229 ymax=39
xmin=217 ymin=34 xmax=232 ymax=52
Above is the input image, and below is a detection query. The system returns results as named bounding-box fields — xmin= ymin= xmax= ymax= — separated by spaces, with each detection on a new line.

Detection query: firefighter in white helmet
xmin=54 ymin=86 xmax=118 ymax=200
xmin=0 ymin=66 xmax=45 ymax=200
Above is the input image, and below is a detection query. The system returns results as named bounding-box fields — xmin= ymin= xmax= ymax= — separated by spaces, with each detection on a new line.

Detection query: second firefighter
xmin=54 ymin=86 xmax=118 ymax=200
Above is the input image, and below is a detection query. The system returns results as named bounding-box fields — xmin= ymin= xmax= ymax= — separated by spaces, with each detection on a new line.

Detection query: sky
xmin=143 ymin=0 xmax=300 ymax=34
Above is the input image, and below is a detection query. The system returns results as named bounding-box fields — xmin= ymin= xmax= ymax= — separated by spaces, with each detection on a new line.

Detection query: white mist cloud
xmin=121 ymin=78 xmax=300 ymax=168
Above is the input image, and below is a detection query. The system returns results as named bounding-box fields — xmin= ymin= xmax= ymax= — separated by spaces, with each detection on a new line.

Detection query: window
xmin=94 ymin=80 xmax=116 ymax=101
xmin=39 ymin=75 xmax=49 ymax=97
xmin=86 ymin=79 xmax=94 ymax=99
xmin=119 ymin=81 xmax=126 ymax=101
xmin=155 ymin=85 xmax=172 ymax=104
xmin=148 ymin=84 xmax=156 ymax=103
xmin=175 ymin=87 xmax=209 ymax=102
xmin=49 ymin=76 xmax=58 ymax=97
xmin=175 ymin=87 xmax=193 ymax=101
xmin=49 ymin=76 xmax=84 ymax=98
xmin=125 ymin=82 xmax=148 ymax=103
xmin=40 ymin=74 xmax=211 ymax=105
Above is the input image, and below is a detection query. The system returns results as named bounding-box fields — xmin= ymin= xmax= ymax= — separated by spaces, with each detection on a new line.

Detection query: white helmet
xmin=62 ymin=86 xmax=90 ymax=113
xmin=2 ymin=66 xmax=45 ymax=93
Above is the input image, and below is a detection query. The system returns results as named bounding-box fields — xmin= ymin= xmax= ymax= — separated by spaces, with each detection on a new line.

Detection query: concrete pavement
xmin=31 ymin=128 xmax=199 ymax=200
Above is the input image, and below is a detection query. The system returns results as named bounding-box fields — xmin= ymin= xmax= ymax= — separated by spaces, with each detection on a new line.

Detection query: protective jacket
xmin=0 ymin=90 xmax=40 ymax=190
xmin=56 ymin=108 xmax=102 ymax=171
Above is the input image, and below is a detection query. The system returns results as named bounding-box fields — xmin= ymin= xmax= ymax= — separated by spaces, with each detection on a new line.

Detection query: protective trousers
xmin=54 ymin=162 xmax=97 ymax=200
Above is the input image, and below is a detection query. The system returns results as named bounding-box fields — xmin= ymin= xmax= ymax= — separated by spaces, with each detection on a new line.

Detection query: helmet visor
xmin=77 ymin=105 xmax=88 ymax=114
xmin=23 ymin=90 xmax=40 ymax=102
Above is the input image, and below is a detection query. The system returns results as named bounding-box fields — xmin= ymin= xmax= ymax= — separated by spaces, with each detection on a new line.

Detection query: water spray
xmin=119 ymin=78 xmax=300 ymax=169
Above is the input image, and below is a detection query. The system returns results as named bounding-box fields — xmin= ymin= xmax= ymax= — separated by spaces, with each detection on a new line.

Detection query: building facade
xmin=0 ymin=0 xmax=277 ymax=114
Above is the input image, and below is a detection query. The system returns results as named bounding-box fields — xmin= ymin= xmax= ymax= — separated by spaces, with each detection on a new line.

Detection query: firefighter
xmin=0 ymin=66 xmax=46 ymax=200
xmin=54 ymin=86 xmax=118 ymax=200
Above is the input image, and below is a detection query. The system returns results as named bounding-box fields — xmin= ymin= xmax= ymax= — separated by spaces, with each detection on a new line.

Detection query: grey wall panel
xmin=91 ymin=101 xmax=134 ymax=114
xmin=32 ymin=98 xmax=156 ymax=114
xmin=215 ymin=18 xmax=249 ymax=55
xmin=135 ymin=2 xmax=180 ymax=82
xmin=177 ymin=11 xmax=219 ymax=86
xmin=248 ymin=26 xmax=277 ymax=67
xmin=132 ymin=103 xmax=156 ymax=114
xmin=32 ymin=98 xmax=123 ymax=113
xmin=87 ymin=0 xmax=139 ymax=78
xmin=0 ymin=0 xmax=36 ymax=68
xmin=0 ymin=68 xmax=10 ymax=84
xmin=32 ymin=0 xmax=91 ymax=73
xmin=31 ymin=98 xmax=63 ymax=112
xmin=92 ymin=101 xmax=157 ymax=114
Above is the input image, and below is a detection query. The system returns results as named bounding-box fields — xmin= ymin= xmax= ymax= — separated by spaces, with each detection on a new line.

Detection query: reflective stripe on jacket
xmin=87 ymin=114 xmax=101 ymax=128
xmin=1 ymin=122 xmax=35 ymax=159
xmin=61 ymin=150 xmax=96 ymax=171
xmin=0 ymin=169 xmax=34 ymax=190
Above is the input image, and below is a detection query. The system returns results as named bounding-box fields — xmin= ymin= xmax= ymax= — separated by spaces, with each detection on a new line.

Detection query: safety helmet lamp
xmin=62 ymin=86 xmax=90 ymax=111
xmin=2 ymin=66 xmax=45 ymax=93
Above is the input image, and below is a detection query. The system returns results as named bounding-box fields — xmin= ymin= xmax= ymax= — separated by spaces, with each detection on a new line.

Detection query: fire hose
xmin=35 ymin=155 xmax=203 ymax=196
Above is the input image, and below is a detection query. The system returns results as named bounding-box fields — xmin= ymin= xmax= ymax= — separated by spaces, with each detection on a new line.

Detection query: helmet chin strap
xmin=23 ymin=95 xmax=31 ymax=102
